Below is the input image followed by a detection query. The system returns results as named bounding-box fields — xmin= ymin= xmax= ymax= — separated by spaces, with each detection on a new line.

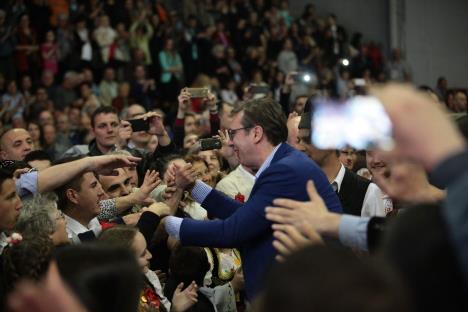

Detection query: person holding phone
xmin=86 ymin=106 xmax=175 ymax=184
xmin=173 ymin=88 xmax=220 ymax=150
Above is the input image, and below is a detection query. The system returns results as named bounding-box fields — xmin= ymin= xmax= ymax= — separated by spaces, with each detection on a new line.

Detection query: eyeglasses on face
xmin=227 ymin=127 xmax=253 ymax=141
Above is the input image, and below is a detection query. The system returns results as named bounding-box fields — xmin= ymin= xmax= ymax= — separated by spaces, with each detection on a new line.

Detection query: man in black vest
xmin=296 ymin=113 xmax=385 ymax=217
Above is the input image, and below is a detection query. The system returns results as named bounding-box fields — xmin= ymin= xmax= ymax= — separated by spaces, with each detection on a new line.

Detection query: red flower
xmin=142 ymin=287 xmax=161 ymax=309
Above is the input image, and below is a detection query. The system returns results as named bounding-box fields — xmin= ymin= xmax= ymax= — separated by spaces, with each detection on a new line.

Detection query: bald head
xmin=127 ymin=104 xmax=146 ymax=120
xmin=0 ymin=128 xmax=33 ymax=160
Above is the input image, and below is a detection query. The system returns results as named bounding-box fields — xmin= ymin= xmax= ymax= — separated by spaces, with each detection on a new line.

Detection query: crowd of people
xmin=0 ymin=1 xmax=467 ymax=312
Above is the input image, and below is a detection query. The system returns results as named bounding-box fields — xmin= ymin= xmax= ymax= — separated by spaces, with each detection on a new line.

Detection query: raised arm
xmin=38 ymin=155 xmax=141 ymax=193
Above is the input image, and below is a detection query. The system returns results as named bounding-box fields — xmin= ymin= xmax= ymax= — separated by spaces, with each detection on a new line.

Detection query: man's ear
xmin=65 ymin=189 xmax=79 ymax=205
xmin=0 ymin=150 xmax=7 ymax=160
xmin=252 ymin=126 xmax=264 ymax=144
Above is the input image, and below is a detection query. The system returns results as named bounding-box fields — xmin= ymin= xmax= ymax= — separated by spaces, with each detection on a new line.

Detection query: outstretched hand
xmin=173 ymin=163 xmax=197 ymax=190
xmin=266 ymin=180 xmax=341 ymax=238
xmin=171 ymin=281 xmax=198 ymax=312
xmin=163 ymin=178 xmax=183 ymax=215
xmin=132 ymin=170 xmax=161 ymax=205
xmin=88 ymin=155 xmax=141 ymax=176
xmin=218 ymin=129 xmax=235 ymax=159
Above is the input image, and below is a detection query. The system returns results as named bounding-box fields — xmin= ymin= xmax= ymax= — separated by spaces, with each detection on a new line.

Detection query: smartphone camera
xmin=291 ymin=72 xmax=316 ymax=85
xmin=199 ymin=138 xmax=222 ymax=151
xmin=127 ymin=119 xmax=149 ymax=132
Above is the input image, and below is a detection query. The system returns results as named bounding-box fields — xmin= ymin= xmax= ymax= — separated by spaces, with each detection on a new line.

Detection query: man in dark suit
xmin=165 ymin=97 xmax=342 ymax=299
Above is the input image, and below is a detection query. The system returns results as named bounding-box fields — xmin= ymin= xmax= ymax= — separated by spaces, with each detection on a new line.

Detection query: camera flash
xmin=341 ymin=59 xmax=350 ymax=66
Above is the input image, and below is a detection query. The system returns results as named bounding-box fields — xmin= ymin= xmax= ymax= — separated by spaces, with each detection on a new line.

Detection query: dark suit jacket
xmin=338 ymin=168 xmax=371 ymax=216
xmin=179 ymin=143 xmax=343 ymax=299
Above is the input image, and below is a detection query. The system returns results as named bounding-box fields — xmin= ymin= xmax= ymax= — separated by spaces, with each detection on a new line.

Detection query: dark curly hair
xmin=2 ymin=234 xmax=54 ymax=291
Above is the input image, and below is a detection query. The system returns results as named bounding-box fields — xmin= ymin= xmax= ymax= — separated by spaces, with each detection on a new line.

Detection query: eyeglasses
xmin=227 ymin=127 xmax=253 ymax=141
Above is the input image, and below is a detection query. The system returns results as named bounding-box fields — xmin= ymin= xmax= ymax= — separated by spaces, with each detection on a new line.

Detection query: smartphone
xmin=311 ymin=96 xmax=393 ymax=150
xmin=249 ymin=84 xmax=270 ymax=95
xmin=199 ymin=138 xmax=222 ymax=151
xmin=127 ymin=119 xmax=149 ymax=132
xmin=186 ymin=87 xmax=209 ymax=98
xmin=291 ymin=72 xmax=316 ymax=84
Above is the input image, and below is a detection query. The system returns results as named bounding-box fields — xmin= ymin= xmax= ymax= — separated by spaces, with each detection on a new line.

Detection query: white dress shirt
xmin=64 ymin=215 xmax=102 ymax=244
xmin=333 ymin=164 xmax=386 ymax=217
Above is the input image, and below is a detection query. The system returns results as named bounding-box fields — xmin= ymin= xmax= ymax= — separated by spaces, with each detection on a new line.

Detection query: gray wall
xmin=289 ymin=0 xmax=390 ymax=53
xmin=290 ymin=0 xmax=468 ymax=88
xmin=403 ymin=0 xmax=468 ymax=88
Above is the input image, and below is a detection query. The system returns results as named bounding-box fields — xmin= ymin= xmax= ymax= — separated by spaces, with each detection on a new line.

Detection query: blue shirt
xmin=16 ymin=171 xmax=38 ymax=198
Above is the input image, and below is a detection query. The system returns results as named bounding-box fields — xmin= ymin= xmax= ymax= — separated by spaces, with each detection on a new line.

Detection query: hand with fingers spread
xmin=372 ymin=160 xmax=445 ymax=203
xmin=171 ymin=281 xmax=198 ymax=312
xmin=132 ymin=170 xmax=161 ymax=205
xmin=87 ymin=155 xmax=141 ymax=176
xmin=118 ymin=120 xmax=133 ymax=148
xmin=218 ymin=129 xmax=235 ymax=159
xmin=266 ymin=180 xmax=342 ymax=238
xmin=272 ymin=223 xmax=323 ymax=262
xmin=174 ymin=163 xmax=197 ymax=190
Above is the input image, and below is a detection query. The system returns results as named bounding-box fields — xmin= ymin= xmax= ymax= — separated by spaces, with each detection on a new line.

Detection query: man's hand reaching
xmin=87 ymin=155 xmax=141 ymax=176
xmin=173 ymin=163 xmax=197 ymax=190
xmin=132 ymin=170 xmax=161 ymax=205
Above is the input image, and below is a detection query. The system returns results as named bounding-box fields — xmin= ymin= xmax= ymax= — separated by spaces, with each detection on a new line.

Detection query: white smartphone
xmin=311 ymin=96 xmax=394 ymax=150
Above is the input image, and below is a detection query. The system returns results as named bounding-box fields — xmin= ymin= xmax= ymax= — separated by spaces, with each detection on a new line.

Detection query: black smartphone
xmin=127 ymin=119 xmax=149 ymax=132
xmin=199 ymin=138 xmax=222 ymax=151
xmin=249 ymin=84 xmax=270 ymax=95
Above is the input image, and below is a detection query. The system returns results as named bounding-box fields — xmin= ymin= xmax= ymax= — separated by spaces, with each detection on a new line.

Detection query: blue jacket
xmin=180 ymin=143 xmax=342 ymax=299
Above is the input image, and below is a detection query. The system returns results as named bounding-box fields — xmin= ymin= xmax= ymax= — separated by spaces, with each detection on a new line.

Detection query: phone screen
xmin=311 ymin=96 xmax=393 ymax=150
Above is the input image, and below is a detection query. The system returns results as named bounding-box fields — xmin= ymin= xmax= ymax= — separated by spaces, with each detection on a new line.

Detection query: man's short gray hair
xmin=15 ymin=193 xmax=59 ymax=236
